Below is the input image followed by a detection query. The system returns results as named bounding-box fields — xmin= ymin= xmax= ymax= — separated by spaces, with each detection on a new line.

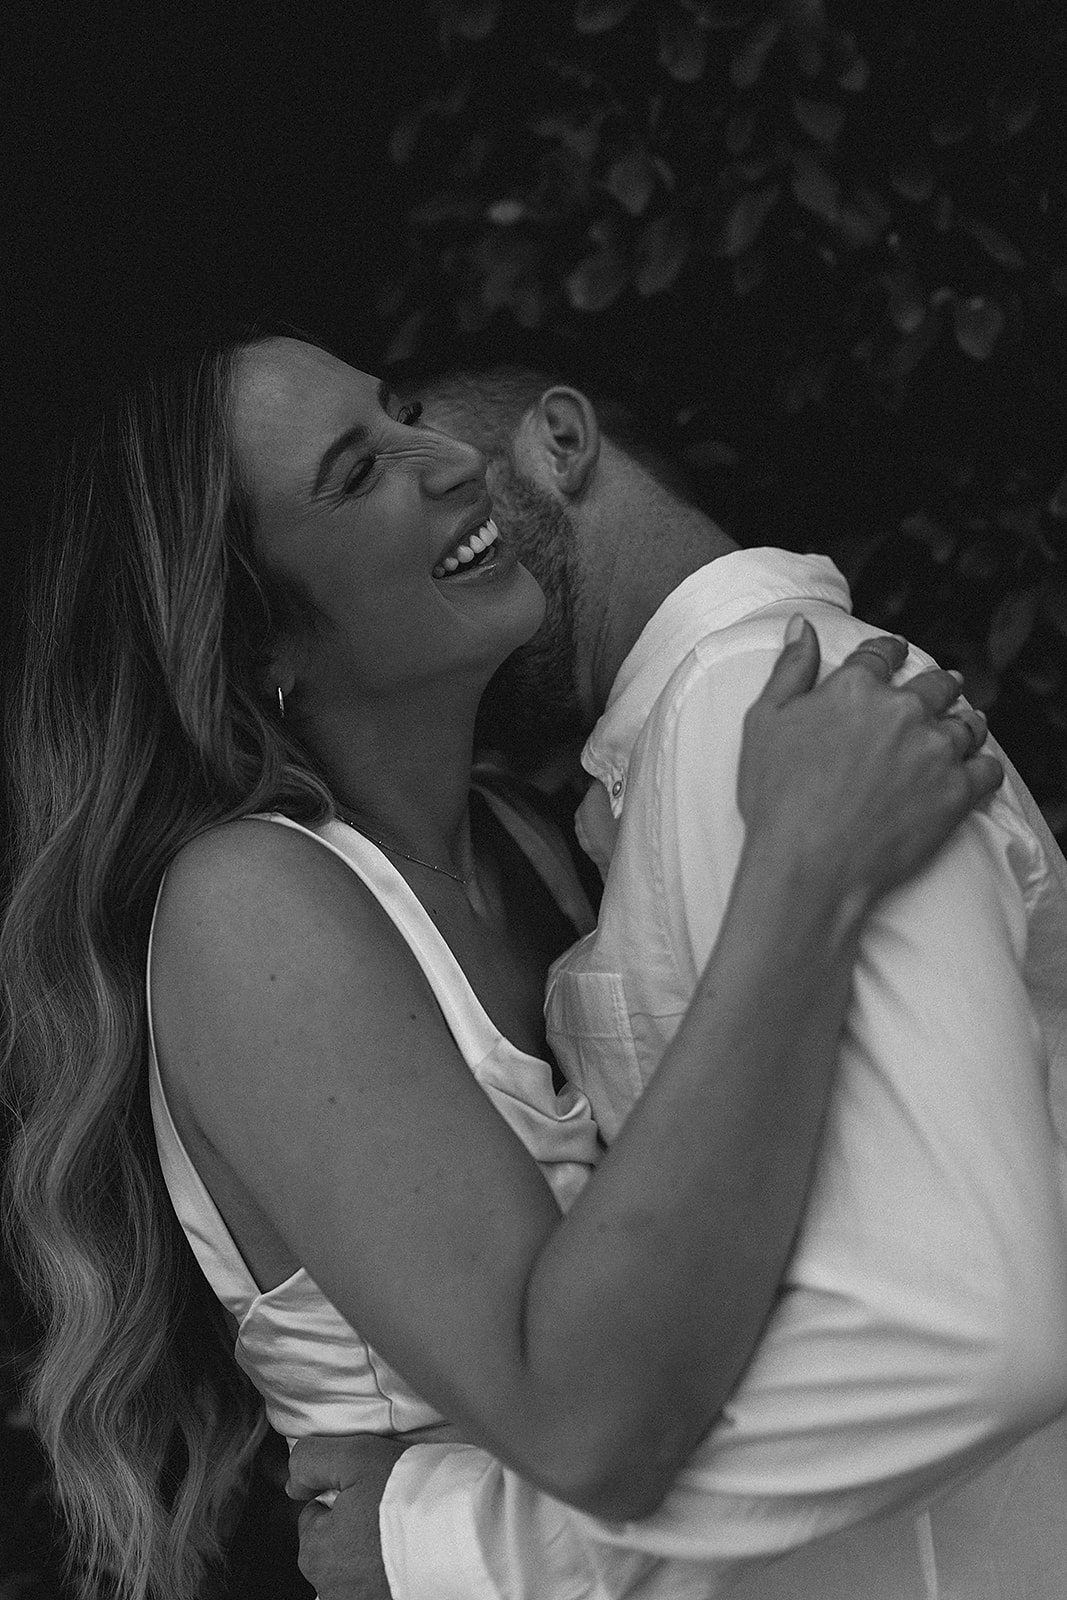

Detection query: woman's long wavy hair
xmin=1 ymin=328 xmax=334 ymax=1599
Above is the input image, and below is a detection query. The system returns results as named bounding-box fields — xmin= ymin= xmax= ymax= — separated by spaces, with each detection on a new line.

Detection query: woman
xmin=1 ymin=328 xmax=1004 ymax=1600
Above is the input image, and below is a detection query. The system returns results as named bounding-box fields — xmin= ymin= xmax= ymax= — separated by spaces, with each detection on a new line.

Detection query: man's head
xmin=393 ymin=364 xmax=725 ymax=770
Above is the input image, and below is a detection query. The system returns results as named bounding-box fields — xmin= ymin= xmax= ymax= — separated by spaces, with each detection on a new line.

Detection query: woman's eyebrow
xmin=310 ymin=379 xmax=392 ymax=497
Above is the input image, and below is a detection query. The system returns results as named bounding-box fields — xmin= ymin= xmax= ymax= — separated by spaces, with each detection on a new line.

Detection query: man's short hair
xmin=387 ymin=361 xmax=699 ymax=506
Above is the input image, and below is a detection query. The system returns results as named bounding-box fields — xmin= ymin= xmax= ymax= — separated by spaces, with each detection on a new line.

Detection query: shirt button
xmin=611 ymin=779 xmax=624 ymax=798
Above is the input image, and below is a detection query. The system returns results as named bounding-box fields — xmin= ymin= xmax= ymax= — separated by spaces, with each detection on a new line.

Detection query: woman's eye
xmin=340 ymin=403 xmax=421 ymax=495
xmin=342 ymin=458 xmax=376 ymax=495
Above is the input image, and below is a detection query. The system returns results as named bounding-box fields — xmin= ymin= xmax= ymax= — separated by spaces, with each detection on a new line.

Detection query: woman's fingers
xmin=838 ymin=634 xmax=909 ymax=680
xmin=963 ymin=750 xmax=1005 ymax=804
xmin=903 ymin=666 xmax=966 ymax=719
xmin=739 ymin=622 xmax=1005 ymax=907
xmin=937 ymin=706 xmax=989 ymax=760
xmin=757 ymin=616 xmax=821 ymax=707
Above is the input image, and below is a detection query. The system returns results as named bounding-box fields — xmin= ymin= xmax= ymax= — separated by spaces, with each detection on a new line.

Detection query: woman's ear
xmin=262 ymin=649 xmax=297 ymax=713
xmin=529 ymin=386 xmax=601 ymax=497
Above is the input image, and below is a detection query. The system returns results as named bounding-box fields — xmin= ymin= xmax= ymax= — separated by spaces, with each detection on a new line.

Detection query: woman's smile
xmin=232 ymin=338 xmax=545 ymax=699
xmin=432 ymin=513 xmax=501 ymax=577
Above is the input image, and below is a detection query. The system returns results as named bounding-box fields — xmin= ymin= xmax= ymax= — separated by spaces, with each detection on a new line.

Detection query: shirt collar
xmin=582 ymin=548 xmax=851 ymax=794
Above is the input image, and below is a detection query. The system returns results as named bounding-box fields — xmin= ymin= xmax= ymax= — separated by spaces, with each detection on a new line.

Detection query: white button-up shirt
xmin=381 ymin=549 xmax=1067 ymax=1599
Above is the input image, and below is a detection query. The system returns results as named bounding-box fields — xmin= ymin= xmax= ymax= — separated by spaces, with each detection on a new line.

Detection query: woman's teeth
xmin=433 ymin=518 xmax=500 ymax=578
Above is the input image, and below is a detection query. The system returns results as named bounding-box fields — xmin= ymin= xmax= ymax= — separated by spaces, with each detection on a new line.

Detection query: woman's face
xmin=230 ymin=337 xmax=545 ymax=706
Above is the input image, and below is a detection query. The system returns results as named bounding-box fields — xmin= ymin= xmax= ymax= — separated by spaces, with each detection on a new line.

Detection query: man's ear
xmin=527 ymin=386 xmax=601 ymax=496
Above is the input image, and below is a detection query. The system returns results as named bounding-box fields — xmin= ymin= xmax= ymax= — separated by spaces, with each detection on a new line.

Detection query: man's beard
xmin=474 ymin=466 xmax=589 ymax=772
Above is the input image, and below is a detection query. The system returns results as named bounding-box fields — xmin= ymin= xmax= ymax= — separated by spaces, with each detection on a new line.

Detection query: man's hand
xmin=288 ymin=1434 xmax=409 ymax=1600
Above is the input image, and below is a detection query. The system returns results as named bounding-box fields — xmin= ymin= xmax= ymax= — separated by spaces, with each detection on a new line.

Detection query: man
xmin=290 ymin=368 xmax=1067 ymax=1598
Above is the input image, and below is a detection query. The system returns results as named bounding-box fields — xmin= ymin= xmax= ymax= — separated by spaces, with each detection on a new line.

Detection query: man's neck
xmin=582 ymin=505 xmax=737 ymax=723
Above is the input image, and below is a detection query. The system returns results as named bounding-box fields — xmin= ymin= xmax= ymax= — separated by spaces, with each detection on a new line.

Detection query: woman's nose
xmin=420 ymin=431 xmax=488 ymax=500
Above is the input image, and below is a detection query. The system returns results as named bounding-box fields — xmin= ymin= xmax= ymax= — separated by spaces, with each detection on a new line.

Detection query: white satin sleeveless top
xmin=147 ymin=799 xmax=600 ymax=1444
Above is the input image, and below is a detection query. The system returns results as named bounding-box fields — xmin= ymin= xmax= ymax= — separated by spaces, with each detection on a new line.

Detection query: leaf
xmin=994 ymin=503 xmax=1041 ymax=542
xmin=988 ymin=588 xmax=1042 ymax=671
xmin=791 ymin=155 xmax=839 ymax=224
xmin=602 ymin=149 xmax=656 ymax=216
xmin=384 ymin=311 xmax=426 ymax=366
xmin=878 ymin=308 xmax=942 ymax=380
xmin=634 ymin=211 xmax=693 ymax=295
xmin=966 ymin=220 xmax=1025 ymax=271
xmin=987 ymin=88 xmax=1040 ymax=144
xmin=730 ymin=16 xmax=782 ymax=88
xmin=441 ymin=75 xmax=472 ymax=118
xmin=884 ymin=273 xmax=926 ymax=335
xmin=716 ymin=185 xmax=780 ymax=257
xmin=890 ymin=163 xmax=934 ymax=203
xmin=529 ymin=110 xmax=604 ymax=167
xmin=953 ymin=296 xmax=1005 ymax=360
xmin=960 ymin=664 xmax=999 ymax=711
xmin=564 ymin=245 xmax=629 ymax=312
xmin=793 ymin=97 xmax=844 ymax=144
xmin=573 ymin=0 xmax=640 ymax=33
xmin=835 ymin=196 xmax=886 ymax=248
xmin=437 ymin=0 xmax=500 ymax=43
xmin=478 ymin=236 xmax=545 ymax=324
xmin=837 ymin=52 xmax=869 ymax=92
xmin=488 ymin=198 xmax=527 ymax=226
xmin=900 ymin=512 xmax=955 ymax=562
xmin=658 ymin=10 xmax=708 ymax=81
xmin=390 ymin=101 xmax=436 ymax=165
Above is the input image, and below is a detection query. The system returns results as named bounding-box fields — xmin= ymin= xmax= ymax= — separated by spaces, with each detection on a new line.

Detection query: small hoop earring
xmin=276 ymin=685 xmax=285 ymax=720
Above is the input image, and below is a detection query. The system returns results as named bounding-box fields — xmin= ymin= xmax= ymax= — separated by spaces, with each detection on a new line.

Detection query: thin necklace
xmin=334 ymin=805 xmax=476 ymax=888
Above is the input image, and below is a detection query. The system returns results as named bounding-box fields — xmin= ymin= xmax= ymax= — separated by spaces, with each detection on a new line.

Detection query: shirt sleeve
xmin=380 ymin=1443 xmax=666 ymax=1600
xmin=378 ymin=606 xmax=1067 ymax=1598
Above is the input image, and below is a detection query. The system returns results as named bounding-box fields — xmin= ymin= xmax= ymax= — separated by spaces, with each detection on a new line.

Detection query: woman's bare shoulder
xmin=164 ymin=812 xmax=331 ymax=889
xmin=153 ymin=814 xmax=409 ymax=988
xmin=161 ymin=815 xmax=358 ymax=919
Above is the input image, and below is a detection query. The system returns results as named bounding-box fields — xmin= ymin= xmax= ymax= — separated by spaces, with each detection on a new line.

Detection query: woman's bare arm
xmin=151 ymin=627 xmax=1000 ymax=1520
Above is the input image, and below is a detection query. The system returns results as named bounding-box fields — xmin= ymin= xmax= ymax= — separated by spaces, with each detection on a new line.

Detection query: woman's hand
xmin=737 ymin=617 xmax=1004 ymax=913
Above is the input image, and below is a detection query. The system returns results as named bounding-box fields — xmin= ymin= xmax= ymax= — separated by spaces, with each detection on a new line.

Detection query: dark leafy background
xmin=2 ymin=1 xmax=1065 ymax=1594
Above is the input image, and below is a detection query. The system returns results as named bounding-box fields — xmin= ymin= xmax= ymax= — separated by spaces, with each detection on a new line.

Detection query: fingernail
xmin=948 ymin=669 xmax=965 ymax=686
xmin=785 ymin=614 xmax=806 ymax=644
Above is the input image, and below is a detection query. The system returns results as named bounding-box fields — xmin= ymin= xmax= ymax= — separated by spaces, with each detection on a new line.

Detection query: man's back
xmin=546 ymin=550 xmax=1067 ymax=1594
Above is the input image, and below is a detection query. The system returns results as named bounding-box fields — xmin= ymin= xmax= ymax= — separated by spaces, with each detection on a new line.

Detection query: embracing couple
xmin=3 ymin=331 xmax=1066 ymax=1600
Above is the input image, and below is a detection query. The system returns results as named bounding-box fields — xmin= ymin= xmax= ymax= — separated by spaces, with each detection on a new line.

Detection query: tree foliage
xmin=380 ymin=0 xmax=1067 ymax=837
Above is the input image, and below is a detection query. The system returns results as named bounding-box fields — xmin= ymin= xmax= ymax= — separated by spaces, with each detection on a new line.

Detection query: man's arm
xmin=288 ymin=1435 xmax=405 ymax=1600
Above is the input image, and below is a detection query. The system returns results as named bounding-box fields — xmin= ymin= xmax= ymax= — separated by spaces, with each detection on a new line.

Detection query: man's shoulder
xmin=642 ymin=596 xmax=857 ymax=733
